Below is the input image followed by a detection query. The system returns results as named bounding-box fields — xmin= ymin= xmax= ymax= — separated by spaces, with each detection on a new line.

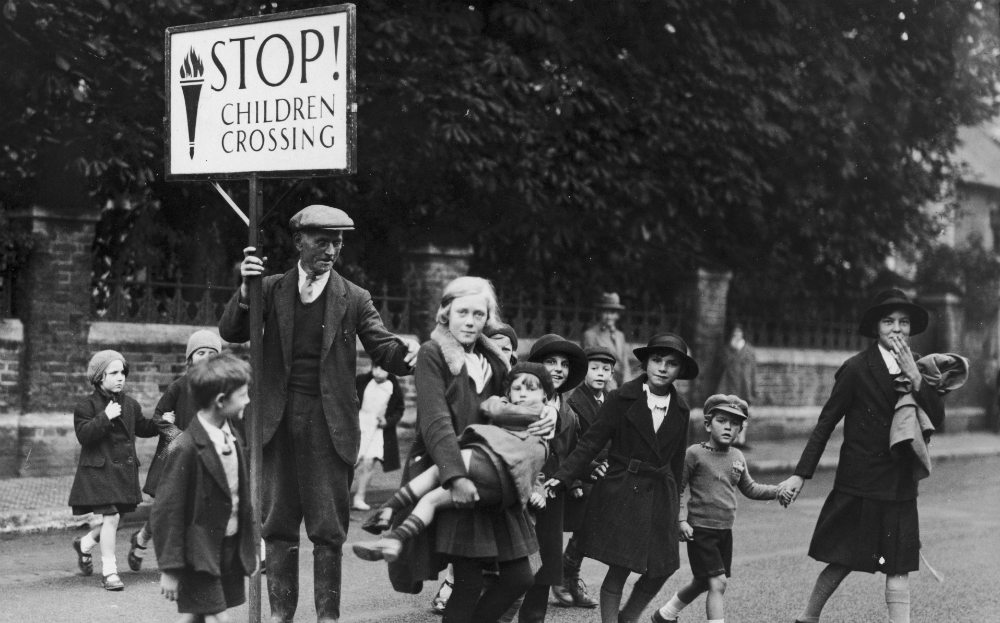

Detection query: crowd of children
xmin=65 ymin=286 xmax=955 ymax=623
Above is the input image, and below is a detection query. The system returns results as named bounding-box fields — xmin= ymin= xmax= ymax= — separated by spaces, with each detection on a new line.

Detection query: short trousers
xmin=72 ymin=504 xmax=138 ymax=516
xmin=177 ymin=536 xmax=246 ymax=614
xmin=686 ymin=527 xmax=733 ymax=579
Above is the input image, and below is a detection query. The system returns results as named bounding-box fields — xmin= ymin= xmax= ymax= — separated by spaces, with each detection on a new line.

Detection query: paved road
xmin=1 ymin=456 xmax=999 ymax=623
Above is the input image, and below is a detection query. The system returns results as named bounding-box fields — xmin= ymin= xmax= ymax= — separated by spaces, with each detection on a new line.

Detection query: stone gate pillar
xmin=691 ymin=266 xmax=733 ymax=405
xmin=404 ymin=244 xmax=474 ymax=342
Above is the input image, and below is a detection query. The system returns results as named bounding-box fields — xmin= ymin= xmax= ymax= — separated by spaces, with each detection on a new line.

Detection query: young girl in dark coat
xmin=128 ymin=329 xmax=222 ymax=571
xmin=778 ymin=290 xmax=946 ymax=623
xmin=69 ymin=350 xmax=166 ymax=591
xmin=383 ymin=276 xmax=554 ymax=623
xmin=546 ymin=333 xmax=699 ymax=623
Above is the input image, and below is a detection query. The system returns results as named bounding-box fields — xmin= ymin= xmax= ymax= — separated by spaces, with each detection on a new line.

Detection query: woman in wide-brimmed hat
xmin=779 ymin=289 xmax=944 ymax=623
xmin=546 ymin=332 xmax=698 ymax=623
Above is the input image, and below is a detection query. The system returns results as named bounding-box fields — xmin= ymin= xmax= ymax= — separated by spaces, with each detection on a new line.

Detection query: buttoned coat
xmin=794 ymin=342 xmax=946 ymax=501
xmin=563 ymin=386 xmax=608 ymax=531
xmin=143 ymin=375 xmax=198 ymax=496
xmin=554 ymin=375 xmax=689 ymax=577
xmin=354 ymin=371 xmax=406 ymax=472
xmin=68 ymin=390 xmax=165 ymax=508
xmin=150 ymin=417 xmax=257 ymax=577
xmin=218 ymin=269 xmax=411 ymax=465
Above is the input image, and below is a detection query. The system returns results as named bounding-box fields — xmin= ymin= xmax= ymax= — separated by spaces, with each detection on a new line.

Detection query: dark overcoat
xmin=218 ymin=268 xmax=411 ymax=465
xmin=143 ymin=375 xmax=198 ymax=496
xmin=554 ymin=375 xmax=689 ymax=577
xmin=794 ymin=342 xmax=945 ymax=501
xmin=355 ymin=371 xmax=406 ymax=472
xmin=388 ymin=327 xmax=538 ymax=594
xmin=150 ymin=417 xmax=257 ymax=577
xmin=68 ymin=390 xmax=165 ymax=508
xmin=563 ymin=386 xmax=608 ymax=532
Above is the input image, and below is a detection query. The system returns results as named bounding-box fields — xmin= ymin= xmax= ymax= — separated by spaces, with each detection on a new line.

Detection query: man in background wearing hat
xmin=220 ymin=205 xmax=419 ymax=623
xmin=582 ymin=293 xmax=633 ymax=390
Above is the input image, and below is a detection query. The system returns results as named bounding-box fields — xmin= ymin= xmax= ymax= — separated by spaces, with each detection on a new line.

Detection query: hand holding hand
xmin=543 ymin=477 xmax=565 ymax=499
xmin=449 ymin=477 xmax=480 ymax=509
xmin=529 ymin=491 xmax=546 ymax=510
xmin=570 ymin=485 xmax=584 ymax=499
xmin=777 ymin=475 xmax=805 ymax=507
xmin=590 ymin=460 xmax=608 ymax=481
xmin=160 ymin=572 xmax=180 ymax=601
xmin=679 ymin=520 xmax=694 ymax=541
xmin=161 ymin=411 xmax=176 ymax=424
xmin=105 ymin=401 xmax=122 ymax=420
xmin=239 ymin=247 xmax=267 ymax=299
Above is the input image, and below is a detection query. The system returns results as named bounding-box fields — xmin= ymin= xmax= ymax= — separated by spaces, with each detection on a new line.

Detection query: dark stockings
xmin=443 ymin=557 xmax=535 ymax=623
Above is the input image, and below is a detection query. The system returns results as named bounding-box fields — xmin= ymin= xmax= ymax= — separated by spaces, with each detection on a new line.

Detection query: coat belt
xmin=609 ymin=453 xmax=672 ymax=479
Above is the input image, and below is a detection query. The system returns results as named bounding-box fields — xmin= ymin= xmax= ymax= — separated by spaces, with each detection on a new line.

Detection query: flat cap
xmin=584 ymin=346 xmax=618 ymax=366
xmin=289 ymin=205 xmax=355 ymax=232
xmin=703 ymin=394 xmax=750 ymax=421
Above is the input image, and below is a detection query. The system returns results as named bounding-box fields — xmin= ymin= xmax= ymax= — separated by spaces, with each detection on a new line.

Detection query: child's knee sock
xmin=798 ymin=564 xmax=849 ymax=623
xmin=381 ymin=485 xmax=419 ymax=513
xmin=886 ymin=587 xmax=910 ymax=623
xmin=598 ymin=587 xmax=623 ymax=623
xmin=99 ymin=515 xmax=120 ymax=576
xmin=386 ymin=515 xmax=426 ymax=544
xmin=658 ymin=594 xmax=690 ymax=620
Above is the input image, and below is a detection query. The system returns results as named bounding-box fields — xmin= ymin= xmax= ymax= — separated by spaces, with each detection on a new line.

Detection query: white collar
xmin=877 ymin=343 xmax=902 ymax=375
xmin=198 ymin=414 xmax=234 ymax=451
xmin=643 ymin=384 xmax=671 ymax=410
xmin=297 ymin=261 xmax=331 ymax=292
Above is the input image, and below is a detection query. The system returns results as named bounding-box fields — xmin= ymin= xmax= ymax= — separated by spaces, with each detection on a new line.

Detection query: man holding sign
xmin=219 ymin=205 xmax=418 ymax=622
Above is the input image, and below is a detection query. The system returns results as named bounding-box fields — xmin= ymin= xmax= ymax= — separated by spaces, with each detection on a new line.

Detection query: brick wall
xmin=754 ymin=347 xmax=852 ymax=407
xmin=0 ymin=320 xmax=23 ymax=412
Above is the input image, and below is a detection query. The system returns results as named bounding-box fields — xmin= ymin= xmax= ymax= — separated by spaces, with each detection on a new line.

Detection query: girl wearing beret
xmin=546 ymin=333 xmax=698 ymax=623
xmin=779 ymin=290 xmax=946 ymax=623
xmin=69 ymin=350 xmax=166 ymax=591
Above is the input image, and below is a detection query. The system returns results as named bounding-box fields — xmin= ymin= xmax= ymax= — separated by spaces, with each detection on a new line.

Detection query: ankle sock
xmin=80 ymin=533 xmax=97 ymax=554
xmin=658 ymin=593 xmax=689 ymax=619
xmin=383 ymin=485 xmax=419 ymax=513
xmin=886 ymin=588 xmax=910 ymax=623
xmin=137 ymin=524 xmax=151 ymax=547
xmin=387 ymin=515 xmax=426 ymax=543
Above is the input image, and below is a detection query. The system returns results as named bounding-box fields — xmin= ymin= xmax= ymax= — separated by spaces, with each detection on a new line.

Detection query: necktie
xmin=301 ymin=275 xmax=320 ymax=303
xmin=221 ymin=429 xmax=233 ymax=456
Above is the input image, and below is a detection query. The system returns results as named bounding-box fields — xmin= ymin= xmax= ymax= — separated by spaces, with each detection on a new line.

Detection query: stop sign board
xmin=165 ymin=5 xmax=356 ymax=180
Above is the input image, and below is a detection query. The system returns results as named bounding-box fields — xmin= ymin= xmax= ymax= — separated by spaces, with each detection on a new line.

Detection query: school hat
xmin=584 ymin=345 xmax=618 ymax=367
xmin=595 ymin=292 xmax=626 ymax=311
xmin=288 ymin=205 xmax=355 ymax=232
xmin=186 ymin=329 xmax=223 ymax=361
xmin=504 ymin=362 xmax=556 ymax=401
xmin=632 ymin=332 xmax=699 ymax=380
xmin=703 ymin=394 xmax=750 ymax=421
xmin=484 ymin=322 xmax=518 ymax=353
xmin=87 ymin=350 xmax=128 ymax=384
xmin=527 ymin=334 xmax=588 ymax=392
xmin=858 ymin=289 xmax=929 ymax=339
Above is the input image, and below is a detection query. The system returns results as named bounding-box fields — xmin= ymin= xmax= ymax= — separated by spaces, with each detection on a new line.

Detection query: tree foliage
xmin=1 ymin=0 xmax=998 ymax=305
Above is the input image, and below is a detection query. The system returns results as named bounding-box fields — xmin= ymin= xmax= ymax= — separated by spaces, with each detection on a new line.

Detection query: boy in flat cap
xmin=219 ymin=204 xmax=419 ymax=623
xmin=653 ymin=395 xmax=785 ymax=623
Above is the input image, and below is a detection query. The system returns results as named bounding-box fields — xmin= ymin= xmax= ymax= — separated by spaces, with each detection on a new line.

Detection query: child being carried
xmin=353 ymin=362 xmax=557 ymax=563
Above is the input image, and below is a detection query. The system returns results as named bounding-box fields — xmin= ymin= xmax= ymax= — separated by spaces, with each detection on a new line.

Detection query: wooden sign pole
xmin=247 ymin=173 xmax=264 ymax=623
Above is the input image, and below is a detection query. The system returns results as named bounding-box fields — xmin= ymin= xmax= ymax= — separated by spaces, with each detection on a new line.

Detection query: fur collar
xmin=431 ymin=325 xmax=511 ymax=377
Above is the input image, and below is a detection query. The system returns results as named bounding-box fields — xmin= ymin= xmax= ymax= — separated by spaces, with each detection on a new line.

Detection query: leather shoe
xmin=127 ymin=530 xmax=145 ymax=572
xmin=73 ymin=537 xmax=93 ymax=576
xmin=650 ymin=609 xmax=676 ymax=622
xmin=352 ymin=538 xmax=403 ymax=562
xmin=551 ymin=582 xmax=574 ymax=607
xmin=361 ymin=508 xmax=393 ymax=535
xmin=568 ymin=577 xmax=598 ymax=608
xmin=102 ymin=573 xmax=125 ymax=591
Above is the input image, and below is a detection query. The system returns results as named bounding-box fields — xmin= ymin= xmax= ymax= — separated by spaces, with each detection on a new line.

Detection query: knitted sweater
xmin=679 ymin=443 xmax=779 ymax=530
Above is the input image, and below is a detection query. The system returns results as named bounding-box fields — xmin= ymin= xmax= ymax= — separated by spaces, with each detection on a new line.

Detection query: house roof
xmin=955 ymin=121 xmax=1000 ymax=189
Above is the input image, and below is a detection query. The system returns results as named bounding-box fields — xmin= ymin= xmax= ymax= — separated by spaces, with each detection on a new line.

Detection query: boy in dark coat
xmin=779 ymin=290 xmax=946 ymax=623
xmin=70 ymin=350 xmax=167 ymax=591
xmin=128 ymin=329 xmax=222 ymax=571
xmin=553 ymin=345 xmax=617 ymax=608
xmin=152 ymin=354 xmax=257 ymax=623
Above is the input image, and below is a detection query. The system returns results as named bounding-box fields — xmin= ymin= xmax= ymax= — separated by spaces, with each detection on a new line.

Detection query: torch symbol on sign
xmin=178 ymin=48 xmax=205 ymax=159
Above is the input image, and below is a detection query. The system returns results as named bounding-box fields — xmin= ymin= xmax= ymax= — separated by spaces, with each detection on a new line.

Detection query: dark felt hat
xmin=289 ymin=205 xmax=355 ymax=232
xmin=633 ymin=332 xmax=699 ymax=380
xmin=504 ymin=362 xmax=556 ymax=401
xmin=858 ymin=289 xmax=929 ymax=339
xmin=595 ymin=292 xmax=626 ymax=311
xmin=703 ymin=394 xmax=750 ymax=421
xmin=527 ymin=334 xmax=588 ymax=392
xmin=484 ymin=322 xmax=518 ymax=353
xmin=584 ymin=346 xmax=618 ymax=366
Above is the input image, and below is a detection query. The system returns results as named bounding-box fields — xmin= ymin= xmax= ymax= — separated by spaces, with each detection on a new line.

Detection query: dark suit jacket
xmin=69 ymin=390 xmax=164 ymax=507
xmin=151 ymin=416 xmax=257 ymax=577
xmin=794 ymin=342 xmax=945 ymax=501
xmin=219 ymin=268 xmax=411 ymax=464
xmin=355 ymin=372 xmax=406 ymax=472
